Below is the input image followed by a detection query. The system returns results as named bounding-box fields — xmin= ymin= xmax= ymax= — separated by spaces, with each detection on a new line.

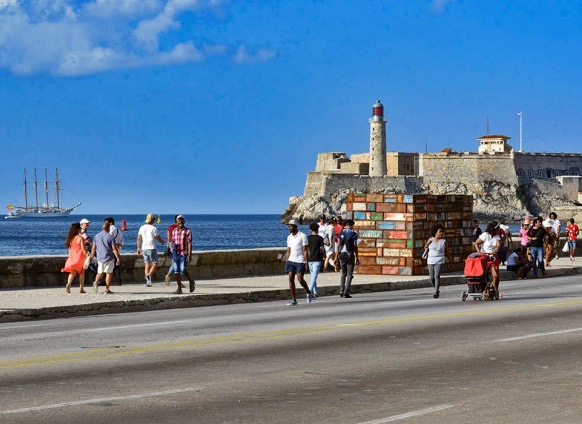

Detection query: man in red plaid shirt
xmin=170 ymin=215 xmax=195 ymax=294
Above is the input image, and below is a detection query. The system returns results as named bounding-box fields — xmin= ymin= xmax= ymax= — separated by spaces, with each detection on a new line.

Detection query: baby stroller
xmin=462 ymin=252 xmax=499 ymax=301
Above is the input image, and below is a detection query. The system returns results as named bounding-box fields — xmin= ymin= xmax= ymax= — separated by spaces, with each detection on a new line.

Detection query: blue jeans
xmin=308 ymin=261 xmax=321 ymax=294
xmin=172 ymin=254 xmax=188 ymax=274
xmin=530 ymin=246 xmax=545 ymax=276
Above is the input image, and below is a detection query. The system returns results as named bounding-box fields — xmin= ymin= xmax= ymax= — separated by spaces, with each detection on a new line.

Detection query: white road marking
xmin=83 ymin=319 xmax=193 ymax=332
xmin=496 ymin=327 xmax=582 ymax=342
xmin=358 ymin=404 xmax=458 ymax=423
xmin=0 ymin=388 xmax=199 ymax=415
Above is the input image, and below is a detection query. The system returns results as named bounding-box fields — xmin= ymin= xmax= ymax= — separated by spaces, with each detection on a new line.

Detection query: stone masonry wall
xmin=515 ymin=153 xmax=582 ymax=183
xmin=420 ymin=153 xmax=519 ymax=186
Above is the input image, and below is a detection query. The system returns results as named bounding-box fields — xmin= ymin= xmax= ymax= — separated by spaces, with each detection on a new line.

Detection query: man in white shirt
xmin=285 ymin=219 xmax=313 ymax=306
xmin=137 ymin=213 xmax=164 ymax=287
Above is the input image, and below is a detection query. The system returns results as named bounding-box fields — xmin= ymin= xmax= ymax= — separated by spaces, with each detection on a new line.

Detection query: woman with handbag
xmin=424 ymin=223 xmax=450 ymax=299
xmin=61 ymin=222 xmax=90 ymax=293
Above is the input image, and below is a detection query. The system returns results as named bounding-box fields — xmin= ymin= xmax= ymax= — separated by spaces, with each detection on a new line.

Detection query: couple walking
xmin=137 ymin=214 xmax=195 ymax=294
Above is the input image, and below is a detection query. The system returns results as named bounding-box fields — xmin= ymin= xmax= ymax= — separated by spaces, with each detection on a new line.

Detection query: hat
xmin=176 ymin=214 xmax=185 ymax=220
xmin=543 ymin=218 xmax=555 ymax=227
xmin=80 ymin=218 xmax=90 ymax=225
xmin=287 ymin=219 xmax=298 ymax=226
xmin=145 ymin=213 xmax=155 ymax=223
xmin=318 ymin=214 xmax=326 ymax=220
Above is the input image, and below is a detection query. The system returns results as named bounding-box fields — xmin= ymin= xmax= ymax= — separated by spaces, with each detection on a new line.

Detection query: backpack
xmin=338 ymin=231 xmax=356 ymax=262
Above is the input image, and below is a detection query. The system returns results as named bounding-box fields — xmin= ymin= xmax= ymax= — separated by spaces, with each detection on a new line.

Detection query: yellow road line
xmin=2 ymin=297 xmax=582 ymax=369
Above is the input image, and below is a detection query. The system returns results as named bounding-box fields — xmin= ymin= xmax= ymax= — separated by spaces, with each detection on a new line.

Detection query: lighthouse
xmin=369 ymin=100 xmax=387 ymax=177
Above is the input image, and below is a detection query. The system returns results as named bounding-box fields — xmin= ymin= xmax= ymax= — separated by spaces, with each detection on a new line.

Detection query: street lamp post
xmin=517 ymin=112 xmax=523 ymax=152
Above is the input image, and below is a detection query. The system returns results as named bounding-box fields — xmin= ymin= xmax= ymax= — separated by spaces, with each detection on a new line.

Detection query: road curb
xmin=1 ymin=266 xmax=581 ymax=323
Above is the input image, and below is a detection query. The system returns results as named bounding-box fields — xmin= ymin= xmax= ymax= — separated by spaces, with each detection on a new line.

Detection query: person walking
xmin=80 ymin=218 xmax=98 ymax=278
xmin=337 ymin=219 xmax=359 ymax=298
xmin=475 ymin=221 xmax=502 ymax=295
xmin=542 ymin=218 xmax=557 ymax=267
xmin=527 ymin=217 xmax=547 ymax=278
xmin=164 ymin=215 xmax=184 ymax=289
xmin=105 ymin=216 xmax=124 ymax=286
xmin=471 ymin=219 xmax=482 ymax=251
xmin=318 ymin=214 xmax=337 ymax=272
xmin=91 ymin=222 xmax=121 ymax=294
xmin=285 ymin=219 xmax=313 ymax=305
xmin=424 ymin=223 xmax=451 ymax=298
xmin=566 ymin=218 xmax=579 ymax=261
xmin=307 ymin=222 xmax=325 ymax=298
xmin=549 ymin=212 xmax=561 ymax=258
xmin=61 ymin=222 xmax=90 ymax=294
xmin=170 ymin=215 xmax=195 ymax=294
xmin=137 ymin=213 xmax=165 ymax=286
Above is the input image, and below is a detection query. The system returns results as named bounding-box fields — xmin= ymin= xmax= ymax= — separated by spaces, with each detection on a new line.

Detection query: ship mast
xmin=44 ymin=168 xmax=50 ymax=209
xmin=23 ymin=168 xmax=29 ymax=210
xmin=34 ymin=168 xmax=39 ymax=211
xmin=55 ymin=168 xmax=62 ymax=210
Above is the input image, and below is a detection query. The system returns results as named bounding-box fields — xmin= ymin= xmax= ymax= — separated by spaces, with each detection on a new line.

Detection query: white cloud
xmin=431 ymin=0 xmax=456 ymax=14
xmin=0 ymin=0 xmax=275 ymax=76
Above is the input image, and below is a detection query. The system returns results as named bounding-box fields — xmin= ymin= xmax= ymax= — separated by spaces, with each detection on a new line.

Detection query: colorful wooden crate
xmin=346 ymin=194 xmax=473 ymax=275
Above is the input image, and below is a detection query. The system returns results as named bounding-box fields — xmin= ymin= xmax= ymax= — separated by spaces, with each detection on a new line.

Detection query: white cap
xmin=287 ymin=219 xmax=298 ymax=226
xmin=80 ymin=218 xmax=90 ymax=225
xmin=176 ymin=215 xmax=185 ymax=220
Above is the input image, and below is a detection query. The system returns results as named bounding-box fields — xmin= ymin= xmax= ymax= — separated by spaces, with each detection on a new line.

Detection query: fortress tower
xmin=369 ymin=100 xmax=387 ymax=176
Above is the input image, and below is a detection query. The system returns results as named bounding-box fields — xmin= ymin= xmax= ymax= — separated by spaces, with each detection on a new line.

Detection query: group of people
xmin=61 ymin=217 xmax=123 ymax=294
xmin=61 ymin=214 xmax=196 ymax=295
xmin=425 ymin=212 xmax=579 ymax=299
xmin=284 ymin=215 xmax=359 ymax=306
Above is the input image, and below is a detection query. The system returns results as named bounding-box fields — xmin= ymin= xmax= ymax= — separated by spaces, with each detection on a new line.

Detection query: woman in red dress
xmin=61 ymin=222 xmax=90 ymax=293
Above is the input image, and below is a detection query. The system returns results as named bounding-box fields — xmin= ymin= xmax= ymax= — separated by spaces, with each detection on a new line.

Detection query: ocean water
xmin=0 ymin=214 xmax=524 ymax=257
xmin=0 ymin=214 xmax=295 ymax=257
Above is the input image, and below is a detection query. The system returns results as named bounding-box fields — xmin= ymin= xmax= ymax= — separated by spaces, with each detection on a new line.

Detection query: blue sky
xmin=1 ymin=0 xmax=580 ymax=214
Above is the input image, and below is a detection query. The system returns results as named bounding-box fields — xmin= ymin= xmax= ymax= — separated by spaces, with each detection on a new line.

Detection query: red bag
xmin=464 ymin=253 xmax=487 ymax=279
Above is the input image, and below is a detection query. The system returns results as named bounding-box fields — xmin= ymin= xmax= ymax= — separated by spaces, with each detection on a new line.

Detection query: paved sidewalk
xmin=1 ymin=259 xmax=581 ymax=322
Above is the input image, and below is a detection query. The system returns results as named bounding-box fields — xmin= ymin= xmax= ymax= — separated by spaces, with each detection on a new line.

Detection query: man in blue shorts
xmin=285 ymin=219 xmax=313 ymax=306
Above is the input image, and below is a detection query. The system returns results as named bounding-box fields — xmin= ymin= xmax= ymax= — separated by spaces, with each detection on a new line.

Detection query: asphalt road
xmin=1 ymin=275 xmax=582 ymax=423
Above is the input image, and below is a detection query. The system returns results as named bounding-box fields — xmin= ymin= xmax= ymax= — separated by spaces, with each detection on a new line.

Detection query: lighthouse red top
xmin=372 ymin=100 xmax=384 ymax=118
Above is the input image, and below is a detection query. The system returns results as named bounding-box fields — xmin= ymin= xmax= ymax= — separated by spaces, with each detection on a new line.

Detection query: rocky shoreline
xmin=282 ymin=180 xmax=582 ymax=224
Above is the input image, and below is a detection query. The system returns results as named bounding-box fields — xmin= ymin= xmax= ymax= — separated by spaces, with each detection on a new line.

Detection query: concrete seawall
xmin=0 ymin=248 xmax=288 ymax=289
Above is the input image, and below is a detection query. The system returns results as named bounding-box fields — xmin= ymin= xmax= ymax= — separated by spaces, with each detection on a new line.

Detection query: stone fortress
xmin=283 ymin=100 xmax=582 ymax=222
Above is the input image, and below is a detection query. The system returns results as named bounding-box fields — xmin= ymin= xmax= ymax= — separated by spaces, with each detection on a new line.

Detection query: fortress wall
xmin=420 ymin=154 xmax=518 ymax=186
xmin=304 ymin=173 xmax=424 ymax=198
xmin=515 ymin=153 xmax=582 ymax=184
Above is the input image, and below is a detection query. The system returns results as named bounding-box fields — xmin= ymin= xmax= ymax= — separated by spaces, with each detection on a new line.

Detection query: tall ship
xmin=5 ymin=168 xmax=80 ymax=219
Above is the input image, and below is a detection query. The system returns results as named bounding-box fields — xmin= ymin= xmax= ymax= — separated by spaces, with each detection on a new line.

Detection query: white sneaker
xmin=145 ymin=275 xmax=152 ymax=287
xmin=307 ymin=293 xmax=313 ymax=303
xmin=164 ymin=274 xmax=171 ymax=286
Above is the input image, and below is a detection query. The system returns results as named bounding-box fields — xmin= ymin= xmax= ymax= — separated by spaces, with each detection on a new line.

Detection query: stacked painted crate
xmin=345 ymin=193 xmax=473 ymax=275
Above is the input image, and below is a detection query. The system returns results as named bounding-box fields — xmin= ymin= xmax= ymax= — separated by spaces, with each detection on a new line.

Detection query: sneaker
xmin=105 ymin=290 xmax=114 ymax=295
xmin=173 ymin=288 xmax=183 ymax=294
xmin=145 ymin=275 xmax=152 ymax=287
xmin=307 ymin=293 xmax=313 ymax=303
xmin=343 ymin=293 xmax=352 ymax=298
xmin=287 ymin=300 xmax=298 ymax=306
xmin=189 ymin=279 xmax=195 ymax=293
xmin=93 ymin=281 xmax=98 ymax=293
xmin=339 ymin=293 xmax=344 ymax=298
xmin=165 ymin=274 xmax=171 ymax=286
